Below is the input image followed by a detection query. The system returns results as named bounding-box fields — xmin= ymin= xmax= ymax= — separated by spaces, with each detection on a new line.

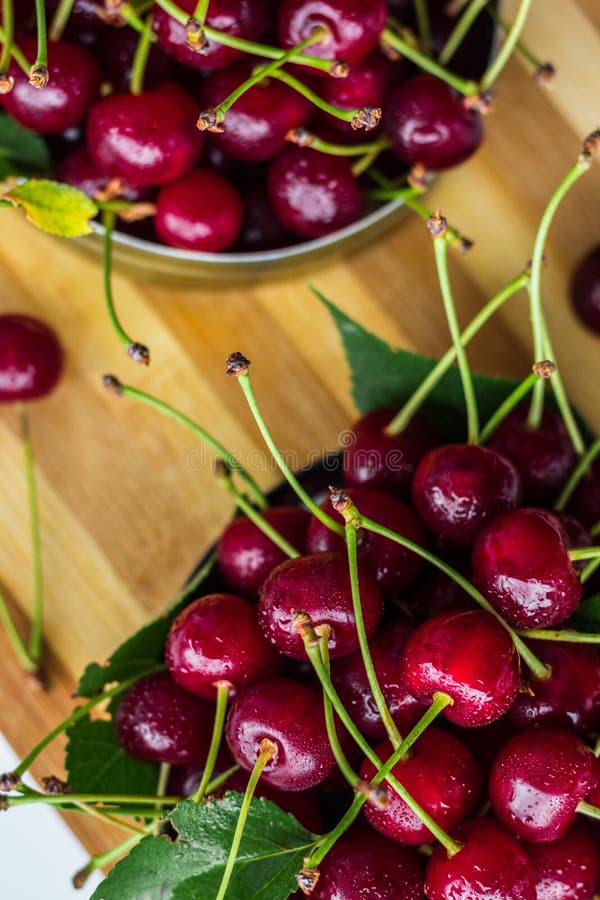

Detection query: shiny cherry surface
xmin=155 ymin=169 xmax=243 ymax=251
xmin=0 ymin=314 xmax=63 ymax=403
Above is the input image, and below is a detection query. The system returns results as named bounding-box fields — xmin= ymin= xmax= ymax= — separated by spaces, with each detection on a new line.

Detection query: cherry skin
xmin=405 ymin=562 xmax=475 ymax=619
xmin=56 ymin=146 xmax=149 ymax=203
xmin=166 ymin=592 xmax=281 ymax=700
xmin=86 ymin=84 xmax=204 ymax=188
xmin=234 ymin=180 xmax=295 ymax=252
xmin=400 ymin=608 xmax=521 ymax=727
xmin=311 ymin=830 xmax=423 ymax=899
xmin=567 ymin=458 xmax=600 ymax=529
xmin=217 ymin=506 xmax=310 ymax=598
xmin=278 ymin=0 xmax=387 ymax=70
xmin=115 ymin=671 xmax=214 ymax=766
xmin=571 ymin=244 xmax=600 ymax=335
xmin=360 ymin=727 xmax=482 ymax=845
xmin=556 ymin=512 xmax=594 ymax=571
xmin=153 ymin=0 xmax=266 ymax=72
xmin=489 ymin=726 xmax=600 ymax=843
xmin=2 ymin=38 xmax=100 ymax=134
xmin=472 ymin=507 xmax=582 ymax=629
xmin=97 ymin=25 xmax=179 ymax=94
xmin=258 ymin=551 xmax=382 ymax=660
xmin=154 ymin=169 xmax=243 ymax=251
xmin=411 ymin=443 xmax=522 ymax=547
xmin=525 ymin=820 xmax=600 ymax=900
xmin=486 ymin=404 xmax=576 ymax=504
xmin=225 ymin=676 xmax=336 ymax=790
xmin=267 ymin=144 xmax=364 ymax=239
xmin=0 ymin=314 xmax=63 ymax=403
xmin=426 ymin=818 xmax=537 ymax=900
xmin=330 ymin=618 xmax=427 ymax=741
xmin=384 ymin=75 xmax=483 ymax=171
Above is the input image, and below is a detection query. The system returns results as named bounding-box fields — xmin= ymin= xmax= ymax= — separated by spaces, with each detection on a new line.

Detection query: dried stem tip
xmin=533 ymin=359 xmax=556 ymax=379
xmin=213 ymin=459 xmax=232 ymax=480
xmin=42 ymin=775 xmax=73 ymax=795
xmin=29 ymin=65 xmax=49 ymax=89
xmin=355 ymin=778 xmax=391 ymax=809
xmin=463 ymin=90 xmax=494 ymax=115
xmin=408 ymin=162 xmax=428 ymax=192
xmin=296 ymin=867 xmax=320 ymax=895
xmin=128 ymin=342 xmax=151 ymax=366
xmin=0 ymin=772 xmax=18 ymax=792
xmin=291 ymin=609 xmax=320 ymax=645
xmin=582 ymin=129 xmax=600 ymax=159
xmin=533 ymin=63 xmax=556 ymax=88
xmin=186 ymin=17 xmax=209 ymax=53
xmin=351 ymin=106 xmax=382 ymax=132
xmin=329 ymin=60 xmax=349 ymax=78
xmin=0 ymin=74 xmax=14 ymax=94
xmin=226 ymin=352 xmax=251 ymax=377
xmin=196 ymin=108 xmax=225 ymax=133
xmin=427 ymin=210 xmax=448 ymax=238
xmin=72 ymin=864 xmax=93 ymax=890
xmin=286 ymin=127 xmax=315 ymax=148
xmin=102 ymin=374 xmax=124 ymax=396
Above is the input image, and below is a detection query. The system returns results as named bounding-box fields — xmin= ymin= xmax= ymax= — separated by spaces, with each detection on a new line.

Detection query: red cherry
xmin=97 ymin=25 xmax=179 ymax=93
xmin=154 ymin=169 xmax=243 ymax=251
xmin=525 ymin=820 xmax=600 ymax=900
xmin=0 ymin=314 xmax=63 ymax=403
xmin=571 ymin=244 xmax=600 ymax=335
xmin=56 ymin=146 xmax=149 ymax=203
xmin=235 ymin=179 xmax=295 ymax=251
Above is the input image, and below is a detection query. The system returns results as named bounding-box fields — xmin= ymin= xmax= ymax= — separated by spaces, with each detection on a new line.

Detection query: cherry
xmin=311 ymin=829 xmax=423 ymax=899
xmin=224 ymin=769 xmax=323 ymax=832
xmin=225 ymin=676 xmax=336 ymax=790
xmin=429 ymin=2 xmax=497 ymax=81
xmin=384 ymin=75 xmax=483 ymax=171
xmin=509 ymin=639 xmax=600 ymax=736
xmin=115 ymin=671 xmax=214 ymax=766
xmin=198 ymin=61 xmax=311 ymax=162
xmin=167 ymin=745 xmax=235 ymax=796
xmin=97 ymin=25 xmax=179 ymax=94
xmin=0 ymin=314 xmax=63 ymax=403
xmin=278 ymin=0 xmax=387 ymax=70
xmin=267 ymin=144 xmax=364 ymax=238
xmin=154 ymin=169 xmax=243 ymax=251
xmin=2 ymin=38 xmax=100 ymax=134
xmin=86 ymin=84 xmax=204 ymax=188
xmin=330 ymin=618 xmax=427 ymax=741
xmin=526 ymin=820 xmax=600 ymax=900
xmin=567 ymin=459 xmax=600 ymax=529
xmin=234 ymin=180 xmax=295 ymax=251
xmin=166 ymin=592 xmax=281 ymax=700
xmin=153 ymin=0 xmax=267 ymax=72
xmin=471 ymin=508 xmax=582 ymax=629
xmin=218 ymin=505 xmax=309 ymax=598
xmin=359 ymin=727 xmax=482 ymax=845
xmin=489 ymin=726 xmax=600 ymax=843
xmin=571 ymin=244 xmax=600 ymax=335
xmin=557 ymin=512 xmax=594 ymax=571
xmin=56 ymin=146 xmax=149 ymax=203
xmin=486 ymin=404 xmax=576 ymax=504
xmin=405 ymin=563 xmax=475 ymax=619
xmin=400 ymin=608 xmax=521 ymax=727
xmin=426 ymin=818 xmax=537 ymax=900
xmin=411 ymin=444 xmax=522 ymax=547
xmin=258 ymin=551 xmax=382 ymax=660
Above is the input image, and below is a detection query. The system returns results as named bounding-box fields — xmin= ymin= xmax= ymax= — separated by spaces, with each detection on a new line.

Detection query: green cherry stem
xmin=411 ymin=0 xmax=431 ymax=51
xmin=130 ymin=12 xmax=154 ymax=96
xmin=72 ymin=832 xmax=147 ymax=889
xmin=591 ymin=522 xmax=600 ymax=538
xmin=581 ymin=556 xmax=600 ymax=585
xmin=32 ymin=0 xmax=49 ymax=86
xmin=541 ymin=321 xmax=586 ymax=457
xmin=485 ymin=5 xmax=554 ymax=82
xmin=517 ymin=629 xmax=600 ymax=644
xmin=478 ymin=366 xmax=550 ymax=444
xmin=48 ymin=0 xmax=75 ymax=41
xmin=576 ymin=802 xmax=600 ymax=822
xmin=166 ymin=550 xmax=217 ymax=615
xmin=0 ymin=0 xmax=14 ymax=77
xmin=369 ymin=185 xmax=474 ymax=253
xmin=227 ymin=354 xmax=343 ymax=536
xmin=101 ymin=375 xmax=268 ymax=510
xmin=479 ymin=0 xmax=533 ymax=90
xmin=555 ymin=437 xmax=600 ymax=511
xmin=269 ymin=69 xmax=375 ymax=126
xmin=0 ymin=583 xmax=38 ymax=676
xmin=286 ymin=130 xmax=391 ymax=157
xmin=381 ymin=26 xmax=477 ymax=96
xmin=4 ymin=791 xmax=182 ymax=810
xmin=192 ymin=0 xmax=209 ymax=23
xmin=192 ymin=680 xmax=231 ymax=803
xmin=215 ymin=738 xmax=277 ymax=900
xmin=568 ymin=547 xmax=600 ymax=563
xmin=430 ymin=213 xmax=479 ymax=444
xmin=153 ymin=761 xmax=171 ymax=835
xmin=17 ymin=408 xmax=44 ymax=670
xmin=71 ymin=799 xmax=148 ymax=836
xmin=439 ymin=0 xmax=488 ymax=66
xmin=0 ymin=26 xmax=29 ymax=75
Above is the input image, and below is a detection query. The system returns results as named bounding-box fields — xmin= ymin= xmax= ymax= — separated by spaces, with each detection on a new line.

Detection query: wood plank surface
xmin=0 ymin=0 xmax=598 ymax=865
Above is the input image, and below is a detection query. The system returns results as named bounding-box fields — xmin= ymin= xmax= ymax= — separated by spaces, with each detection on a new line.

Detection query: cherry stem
xmin=101 ymin=210 xmax=151 ymax=365
xmin=268 ymin=69 xmax=367 ymax=125
xmin=555 ymin=437 xmax=600 ymax=511
xmin=0 ymin=0 xmax=14 ymax=74
xmin=376 ymin=187 xmax=474 ymax=253
xmin=577 ymin=801 xmax=600 ymax=822
xmin=581 ymin=556 xmax=600 ymax=585
xmin=215 ymin=738 xmax=276 ymax=900
xmin=73 ymin=831 xmax=147 ymax=889
xmin=568 ymin=547 xmax=600 ymax=562
xmin=479 ymin=0 xmax=533 ymax=89
xmin=431 ymin=220 xmax=479 ymax=444
xmin=232 ymin=365 xmax=344 ymax=535
xmin=71 ymin=799 xmax=148 ymax=835
xmin=48 ymin=0 xmax=75 ymax=42
xmin=192 ymin=681 xmax=230 ymax=803
xmin=0 ymin=583 xmax=39 ymax=676
xmin=130 ymin=12 xmax=154 ymax=96
xmin=192 ymin=0 xmax=209 ymax=24
xmin=478 ymin=369 xmax=540 ymax=443
xmin=102 ymin=378 xmax=268 ymax=510
xmin=439 ymin=0 xmax=488 ymax=66
xmin=352 ymin=146 xmax=387 ymax=178
xmin=517 ymin=628 xmax=600 ymax=644
xmin=18 ymin=407 xmax=44 ymax=666
xmin=385 ymin=271 xmax=529 ymax=436
xmin=153 ymin=761 xmax=171 ymax=835
xmin=4 ymin=790 xmax=181 ymax=810
xmin=0 ymin=27 xmax=29 ymax=75
xmin=485 ymin=5 xmax=552 ymax=78
xmin=317 ymin=626 xmax=363 ymax=788
xmin=32 ymin=0 xmax=48 ymax=75
xmin=411 ymin=0 xmax=431 ymax=50
xmin=592 ymin=522 xmax=600 ymax=538
xmin=381 ymin=26 xmax=477 ymax=96
xmin=287 ymin=131 xmax=391 ymax=157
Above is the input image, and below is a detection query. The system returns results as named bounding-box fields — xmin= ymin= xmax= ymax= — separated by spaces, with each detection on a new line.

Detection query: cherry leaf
xmin=568 ymin=594 xmax=600 ymax=633
xmin=65 ymin=717 xmax=158 ymax=795
xmin=0 ymin=114 xmax=51 ymax=177
xmin=3 ymin=179 xmax=98 ymax=237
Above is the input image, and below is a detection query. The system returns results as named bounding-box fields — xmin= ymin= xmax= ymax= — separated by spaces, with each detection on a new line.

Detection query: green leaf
xmin=65 ymin=717 xmax=158 ymax=795
xmin=4 ymin=179 xmax=98 ymax=237
xmin=0 ymin=114 xmax=51 ymax=177
xmin=568 ymin=594 xmax=600 ymax=633
xmin=91 ymin=795 xmax=316 ymax=900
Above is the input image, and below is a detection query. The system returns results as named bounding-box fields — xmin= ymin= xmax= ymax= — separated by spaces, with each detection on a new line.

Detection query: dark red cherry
xmin=86 ymin=84 xmax=204 ymax=188
xmin=426 ymin=818 xmax=537 ymax=900
xmin=167 ymin=745 xmax=235 ymax=796
xmin=400 ymin=608 xmax=521 ymax=727
xmin=198 ymin=62 xmax=311 ymax=162
xmin=258 ymin=551 xmax=382 ymax=660
xmin=153 ymin=0 xmax=266 ymax=72
xmin=510 ymin=639 xmax=600 ymax=736
xmin=223 ymin=769 xmax=323 ymax=832
xmin=360 ymin=728 xmax=482 ymax=845
xmin=46 ymin=0 xmax=107 ymax=36
xmin=154 ymin=169 xmax=243 ymax=251
xmin=0 ymin=314 xmax=63 ymax=403
xmin=217 ymin=506 xmax=309 ymax=598
xmin=429 ymin=1 xmax=496 ymax=81
xmin=556 ymin=512 xmax=594 ymax=571
xmin=166 ymin=592 xmax=281 ymax=700
xmin=384 ymin=75 xmax=483 ymax=170
xmin=97 ymin=25 xmax=179 ymax=93
xmin=311 ymin=830 xmax=423 ymax=899
xmin=472 ymin=508 xmax=582 ymax=629
xmin=267 ymin=145 xmax=364 ymax=239
xmin=330 ymin=618 xmax=427 ymax=741
xmin=225 ymin=676 xmax=336 ymax=790
xmin=489 ymin=726 xmax=600 ymax=843
xmin=486 ymin=404 xmax=576 ymax=503
xmin=571 ymin=244 xmax=600 ymax=335
xmin=567 ymin=459 xmax=600 ymax=529
xmin=306 ymin=487 xmax=426 ymax=596
xmin=526 ymin=820 xmax=600 ymax=900
xmin=115 ymin=671 xmax=214 ymax=766
xmin=2 ymin=38 xmax=100 ymax=134
xmin=405 ymin=563 xmax=475 ymax=619
xmin=234 ymin=180 xmax=295 ymax=251
xmin=411 ymin=444 xmax=522 ymax=547
xmin=56 ymin=146 xmax=149 ymax=203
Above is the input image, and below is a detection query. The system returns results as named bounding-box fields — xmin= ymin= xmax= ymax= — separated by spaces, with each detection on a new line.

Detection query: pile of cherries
xmin=0 ymin=0 xmax=494 ymax=252
xmin=114 ymin=396 xmax=600 ymax=898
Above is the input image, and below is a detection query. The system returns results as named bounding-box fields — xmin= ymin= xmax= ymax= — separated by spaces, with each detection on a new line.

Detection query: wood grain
xmin=0 ymin=0 xmax=598 ymax=866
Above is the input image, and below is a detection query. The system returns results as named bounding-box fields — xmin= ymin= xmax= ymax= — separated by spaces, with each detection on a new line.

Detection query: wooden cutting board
xmin=0 ymin=0 xmax=598 ymax=861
